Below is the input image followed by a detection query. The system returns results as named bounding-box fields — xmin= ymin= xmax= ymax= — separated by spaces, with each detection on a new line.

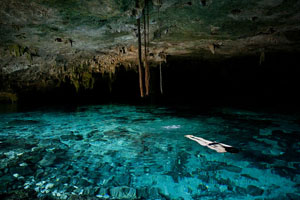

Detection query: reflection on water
xmin=0 ymin=104 xmax=299 ymax=199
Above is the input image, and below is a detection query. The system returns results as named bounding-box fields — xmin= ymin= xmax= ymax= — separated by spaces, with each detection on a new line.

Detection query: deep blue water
xmin=0 ymin=104 xmax=299 ymax=199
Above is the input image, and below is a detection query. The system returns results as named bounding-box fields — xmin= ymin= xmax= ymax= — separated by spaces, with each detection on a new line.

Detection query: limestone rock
xmin=246 ymin=185 xmax=264 ymax=196
xmin=110 ymin=186 xmax=136 ymax=199
xmin=38 ymin=153 xmax=56 ymax=167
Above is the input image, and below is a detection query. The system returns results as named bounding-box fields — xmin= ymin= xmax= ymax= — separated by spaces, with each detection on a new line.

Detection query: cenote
xmin=1 ymin=0 xmax=300 ymax=199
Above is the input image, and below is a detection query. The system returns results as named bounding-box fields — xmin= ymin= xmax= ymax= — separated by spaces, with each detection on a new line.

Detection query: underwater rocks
xmin=109 ymin=186 xmax=136 ymax=199
xmin=246 ymin=185 xmax=264 ymax=196
xmin=1 ymin=105 xmax=300 ymax=199
xmin=0 ymin=189 xmax=40 ymax=200
xmin=38 ymin=153 xmax=57 ymax=167
xmin=0 ymin=174 xmax=14 ymax=193
xmin=0 ymin=136 xmax=69 ymax=196
xmin=60 ymin=133 xmax=84 ymax=141
xmin=222 ymin=164 xmax=242 ymax=173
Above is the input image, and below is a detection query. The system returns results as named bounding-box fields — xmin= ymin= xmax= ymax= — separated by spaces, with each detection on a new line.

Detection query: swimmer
xmin=185 ymin=135 xmax=239 ymax=153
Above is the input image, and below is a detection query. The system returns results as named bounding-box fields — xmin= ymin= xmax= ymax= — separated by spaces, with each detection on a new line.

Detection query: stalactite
xmin=143 ymin=0 xmax=150 ymax=96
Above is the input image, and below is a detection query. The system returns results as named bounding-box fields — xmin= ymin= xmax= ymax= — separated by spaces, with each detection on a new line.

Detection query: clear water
xmin=0 ymin=104 xmax=299 ymax=199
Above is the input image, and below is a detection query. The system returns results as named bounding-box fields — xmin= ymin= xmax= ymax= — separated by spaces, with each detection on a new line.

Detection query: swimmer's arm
xmin=185 ymin=135 xmax=211 ymax=143
xmin=185 ymin=135 xmax=211 ymax=146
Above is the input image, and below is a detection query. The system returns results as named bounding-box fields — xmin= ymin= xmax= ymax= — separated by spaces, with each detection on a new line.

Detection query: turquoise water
xmin=0 ymin=104 xmax=299 ymax=199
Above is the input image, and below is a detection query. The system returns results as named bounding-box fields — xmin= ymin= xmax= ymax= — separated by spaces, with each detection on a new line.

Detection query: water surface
xmin=0 ymin=104 xmax=299 ymax=199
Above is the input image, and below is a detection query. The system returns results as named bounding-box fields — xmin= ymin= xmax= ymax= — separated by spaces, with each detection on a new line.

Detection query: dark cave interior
xmin=4 ymin=51 xmax=299 ymax=112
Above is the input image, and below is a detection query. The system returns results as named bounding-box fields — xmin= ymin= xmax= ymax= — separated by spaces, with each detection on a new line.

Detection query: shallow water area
xmin=0 ymin=104 xmax=300 ymax=199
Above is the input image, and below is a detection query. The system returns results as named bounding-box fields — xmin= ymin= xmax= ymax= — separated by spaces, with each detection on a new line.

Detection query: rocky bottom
xmin=0 ymin=105 xmax=300 ymax=200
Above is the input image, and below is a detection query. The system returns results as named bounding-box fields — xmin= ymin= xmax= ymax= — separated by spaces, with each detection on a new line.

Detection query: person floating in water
xmin=185 ymin=135 xmax=239 ymax=153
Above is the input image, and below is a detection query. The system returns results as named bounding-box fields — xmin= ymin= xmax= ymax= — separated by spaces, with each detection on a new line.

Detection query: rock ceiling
xmin=0 ymin=0 xmax=299 ymax=95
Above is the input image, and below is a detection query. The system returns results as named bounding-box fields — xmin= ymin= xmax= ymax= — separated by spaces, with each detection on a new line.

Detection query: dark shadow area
xmin=2 ymin=51 xmax=300 ymax=113
xmin=159 ymin=51 xmax=300 ymax=112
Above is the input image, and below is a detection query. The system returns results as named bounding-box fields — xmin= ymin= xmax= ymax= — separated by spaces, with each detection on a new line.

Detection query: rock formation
xmin=0 ymin=0 xmax=299 ymax=103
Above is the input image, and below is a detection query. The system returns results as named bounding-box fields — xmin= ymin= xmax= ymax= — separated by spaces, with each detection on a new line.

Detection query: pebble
xmin=45 ymin=183 xmax=54 ymax=189
xmin=96 ymin=194 xmax=110 ymax=199
xmin=19 ymin=162 xmax=28 ymax=167
xmin=46 ymin=147 xmax=56 ymax=152
xmin=36 ymin=181 xmax=46 ymax=186
xmin=79 ymin=189 xmax=84 ymax=195
xmin=4 ymin=151 xmax=16 ymax=159
xmin=34 ymin=187 xmax=40 ymax=192
xmin=61 ymin=194 xmax=68 ymax=200
xmin=31 ymin=147 xmax=39 ymax=152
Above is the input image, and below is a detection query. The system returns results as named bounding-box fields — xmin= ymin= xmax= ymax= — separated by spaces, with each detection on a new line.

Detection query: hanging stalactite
xmin=144 ymin=0 xmax=150 ymax=96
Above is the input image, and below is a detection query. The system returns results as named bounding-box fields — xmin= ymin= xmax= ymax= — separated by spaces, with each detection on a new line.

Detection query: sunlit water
xmin=0 ymin=104 xmax=299 ymax=199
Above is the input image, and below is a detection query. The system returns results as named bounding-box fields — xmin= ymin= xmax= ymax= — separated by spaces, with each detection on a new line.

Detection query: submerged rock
xmin=109 ymin=186 xmax=136 ymax=199
xmin=0 ymin=174 xmax=14 ymax=192
xmin=86 ymin=130 xmax=99 ymax=138
xmin=10 ymin=166 xmax=33 ymax=176
xmin=235 ymin=186 xmax=247 ymax=195
xmin=286 ymin=193 xmax=300 ymax=200
xmin=246 ymin=185 xmax=264 ymax=196
xmin=45 ymin=183 xmax=54 ymax=190
xmin=35 ymin=169 xmax=44 ymax=179
xmin=223 ymin=165 xmax=242 ymax=173
xmin=96 ymin=187 xmax=110 ymax=199
xmin=60 ymin=133 xmax=83 ymax=141
xmin=38 ymin=153 xmax=56 ymax=167
xmin=137 ymin=187 xmax=165 ymax=200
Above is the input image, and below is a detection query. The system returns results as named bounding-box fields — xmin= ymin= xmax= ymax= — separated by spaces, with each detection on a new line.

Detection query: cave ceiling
xmin=0 ymin=0 xmax=300 ymax=75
